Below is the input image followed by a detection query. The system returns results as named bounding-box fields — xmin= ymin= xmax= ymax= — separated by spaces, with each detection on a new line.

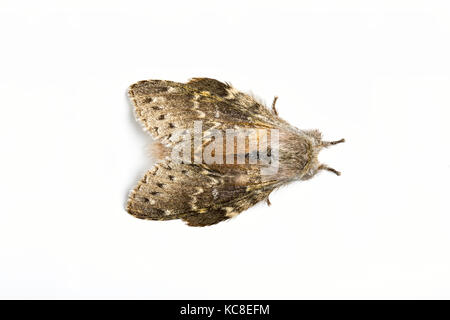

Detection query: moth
xmin=127 ymin=78 xmax=344 ymax=227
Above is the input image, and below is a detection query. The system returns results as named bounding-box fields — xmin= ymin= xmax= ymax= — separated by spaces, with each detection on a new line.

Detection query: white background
xmin=0 ymin=0 xmax=449 ymax=299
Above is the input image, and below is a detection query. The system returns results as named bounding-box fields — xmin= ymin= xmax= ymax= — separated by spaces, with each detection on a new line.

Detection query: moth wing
xmin=127 ymin=159 xmax=277 ymax=227
xmin=187 ymin=77 xmax=293 ymax=130
xmin=128 ymin=80 xmax=193 ymax=145
xmin=128 ymin=78 xmax=291 ymax=146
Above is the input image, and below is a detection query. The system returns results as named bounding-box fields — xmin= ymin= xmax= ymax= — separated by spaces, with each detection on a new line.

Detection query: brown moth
xmin=127 ymin=78 xmax=344 ymax=227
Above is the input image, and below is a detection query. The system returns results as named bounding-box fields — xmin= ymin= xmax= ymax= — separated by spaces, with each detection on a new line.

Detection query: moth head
xmin=301 ymin=130 xmax=345 ymax=180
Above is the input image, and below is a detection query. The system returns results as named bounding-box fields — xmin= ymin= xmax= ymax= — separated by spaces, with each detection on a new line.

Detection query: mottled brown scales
xmin=127 ymin=78 xmax=344 ymax=226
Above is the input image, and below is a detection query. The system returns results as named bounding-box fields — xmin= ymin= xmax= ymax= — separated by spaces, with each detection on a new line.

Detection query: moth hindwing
xmin=127 ymin=78 xmax=344 ymax=226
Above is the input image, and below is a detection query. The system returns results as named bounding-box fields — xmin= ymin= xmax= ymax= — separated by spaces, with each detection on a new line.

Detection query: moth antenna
xmin=271 ymin=96 xmax=279 ymax=116
xmin=321 ymin=138 xmax=345 ymax=148
xmin=318 ymin=164 xmax=341 ymax=176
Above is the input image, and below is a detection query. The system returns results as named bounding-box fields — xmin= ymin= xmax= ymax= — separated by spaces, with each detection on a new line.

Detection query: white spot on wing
xmin=193 ymin=94 xmax=200 ymax=109
xmin=194 ymin=187 xmax=204 ymax=195
xmin=152 ymin=97 xmax=166 ymax=103
xmin=225 ymin=87 xmax=239 ymax=99
xmin=196 ymin=110 xmax=206 ymax=118
xmin=224 ymin=207 xmax=239 ymax=218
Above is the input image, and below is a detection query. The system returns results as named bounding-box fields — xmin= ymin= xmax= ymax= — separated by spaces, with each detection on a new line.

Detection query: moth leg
xmin=321 ymin=138 xmax=345 ymax=147
xmin=271 ymin=96 xmax=279 ymax=116
xmin=266 ymin=197 xmax=271 ymax=206
xmin=318 ymin=164 xmax=341 ymax=176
